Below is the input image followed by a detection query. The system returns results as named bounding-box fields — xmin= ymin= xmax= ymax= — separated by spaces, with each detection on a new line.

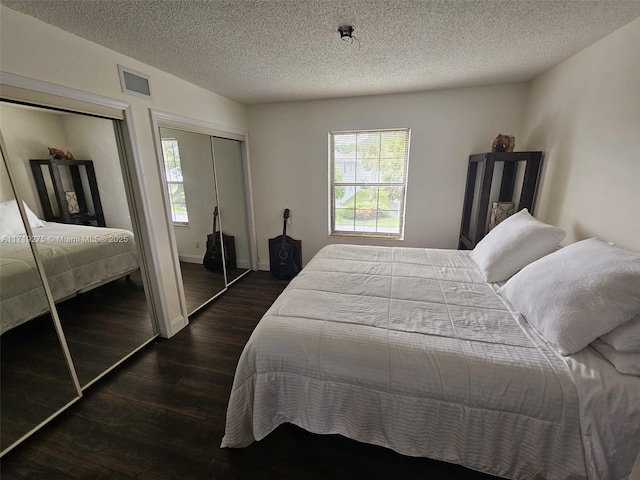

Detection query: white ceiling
xmin=3 ymin=1 xmax=639 ymax=105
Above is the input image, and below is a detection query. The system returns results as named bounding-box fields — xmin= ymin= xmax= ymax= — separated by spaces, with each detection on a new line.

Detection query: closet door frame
xmin=150 ymin=109 xmax=258 ymax=318
xmin=0 ymin=73 xmax=170 ymax=455
xmin=0 ymin=71 xmax=170 ymax=335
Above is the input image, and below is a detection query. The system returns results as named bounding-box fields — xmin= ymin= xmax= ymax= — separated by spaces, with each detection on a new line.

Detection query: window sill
xmin=330 ymin=232 xmax=404 ymax=241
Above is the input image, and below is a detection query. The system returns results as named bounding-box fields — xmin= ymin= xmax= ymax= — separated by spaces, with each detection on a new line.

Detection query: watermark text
xmin=1 ymin=235 xmax=130 ymax=244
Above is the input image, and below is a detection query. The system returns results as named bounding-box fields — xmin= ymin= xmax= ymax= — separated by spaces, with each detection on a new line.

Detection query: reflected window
xmin=329 ymin=128 xmax=410 ymax=239
xmin=161 ymin=138 xmax=189 ymax=224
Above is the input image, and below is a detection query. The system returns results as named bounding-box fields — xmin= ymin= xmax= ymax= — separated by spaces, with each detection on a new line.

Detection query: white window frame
xmin=160 ymin=138 xmax=189 ymax=225
xmin=329 ymin=128 xmax=410 ymax=239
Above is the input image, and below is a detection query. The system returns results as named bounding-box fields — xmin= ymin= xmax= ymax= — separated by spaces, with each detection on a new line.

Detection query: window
xmin=161 ymin=138 xmax=189 ymax=224
xmin=330 ymin=128 xmax=410 ymax=238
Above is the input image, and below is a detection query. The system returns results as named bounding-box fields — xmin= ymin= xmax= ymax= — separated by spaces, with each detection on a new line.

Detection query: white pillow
xmin=499 ymin=238 xmax=640 ymax=356
xmin=591 ymin=339 xmax=640 ymax=376
xmin=0 ymin=199 xmax=45 ymax=237
xmin=600 ymin=314 xmax=640 ymax=352
xmin=470 ymin=208 xmax=565 ymax=282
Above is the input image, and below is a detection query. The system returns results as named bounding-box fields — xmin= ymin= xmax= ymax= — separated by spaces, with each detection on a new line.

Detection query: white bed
xmin=0 ymin=222 xmax=139 ymax=334
xmin=222 ymin=243 xmax=640 ymax=480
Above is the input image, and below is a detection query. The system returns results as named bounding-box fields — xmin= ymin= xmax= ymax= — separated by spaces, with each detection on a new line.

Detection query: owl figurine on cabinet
xmin=491 ymin=134 xmax=515 ymax=152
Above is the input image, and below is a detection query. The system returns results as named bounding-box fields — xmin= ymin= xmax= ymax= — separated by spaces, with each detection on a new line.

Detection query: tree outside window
xmin=330 ymin=129 xmax=410 ymax=239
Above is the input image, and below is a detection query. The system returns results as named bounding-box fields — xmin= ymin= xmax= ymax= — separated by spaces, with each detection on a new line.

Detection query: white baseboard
xmin=179 ymin=254 xmax=201 ymax=264
xmin=181 ymin=255 xmax=251 ymax=269
xmin=167 ymin=314 xmax=187 ymax=337
xmin=178 ymin=254 xmax=250 ymax=270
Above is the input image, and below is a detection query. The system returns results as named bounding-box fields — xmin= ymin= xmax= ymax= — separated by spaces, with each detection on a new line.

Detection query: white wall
xmin=522 ymin=17 xmax=640 ymax=251
xmin=0 ymin=153 xmax=13 ymax=203
xmin=1 ymin=6 xmax=248 ymax=336
xmin=248 ymin=84 xmax=528 ymax=267
xmin=0 ymin=104 xmax=68 ymax=210
xmin=62 ymin=114 xmax=133 ymax=230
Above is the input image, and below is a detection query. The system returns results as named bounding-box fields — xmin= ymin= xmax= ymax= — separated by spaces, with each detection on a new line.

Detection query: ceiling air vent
xmin=117 ymin=65 xmax=152 ymax=98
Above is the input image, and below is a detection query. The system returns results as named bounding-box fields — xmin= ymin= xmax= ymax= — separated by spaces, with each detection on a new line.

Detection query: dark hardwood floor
xmin=180 ymin=261 xmax=248 ymax=314
xmin=1 ymin=272 xmax=497 ymax=479
xmin=180 ymin=262 xmax=226 ymax=314
xmin=0 ymin=270 xmax=155 ymax=451
xmin=56 ymin=271 xmax=155 ymax=386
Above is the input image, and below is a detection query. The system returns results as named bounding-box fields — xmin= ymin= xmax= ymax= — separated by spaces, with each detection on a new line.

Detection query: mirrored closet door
xmin=159 ymin=128 xmax=227 ymax=314
xmin=212 ymin=137 xmax=251 ymax=285
xmin=158 ymin=127 xmax=252 ymax=315
xmin=0 ymin=99 xmax=158 ymax=455
xmin=0 ymin=134 xmax=80 ymax=453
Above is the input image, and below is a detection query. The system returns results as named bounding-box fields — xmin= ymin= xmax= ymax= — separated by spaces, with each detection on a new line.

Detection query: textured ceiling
xmin=3 ymin=1 xmax=640 ymax=105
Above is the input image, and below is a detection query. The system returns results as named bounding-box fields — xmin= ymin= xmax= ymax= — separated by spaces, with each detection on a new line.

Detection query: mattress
xmin=0 ymin=222 xmax=138 ymax=334
xmin=222 ymin=244 xmax=591 ymax=479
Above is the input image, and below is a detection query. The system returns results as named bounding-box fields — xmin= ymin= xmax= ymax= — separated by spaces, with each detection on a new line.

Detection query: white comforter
xmin=223 ymin=245 xmax=601 ymax=479
xmin=0 ymin=222 xmax=138 ymax=333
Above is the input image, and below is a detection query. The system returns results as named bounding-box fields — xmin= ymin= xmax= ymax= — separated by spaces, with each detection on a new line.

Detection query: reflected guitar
xmin=203 ymin=206 xmax=223 ymax=272
xmin=271 ymin=209 xmax=299 ymax=280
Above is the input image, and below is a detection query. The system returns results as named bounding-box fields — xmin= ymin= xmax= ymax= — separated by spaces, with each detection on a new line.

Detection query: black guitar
xmin=203 ymin=207 xmax=223 ymax=272
xmin=271 ymin=209 xmax=299 ymax=280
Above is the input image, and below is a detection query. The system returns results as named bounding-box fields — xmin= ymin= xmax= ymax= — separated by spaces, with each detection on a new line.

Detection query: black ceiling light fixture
xmin=338 ymin=25 xmax=354 ymax=40
xmin=338 ymin=24 xmax=359 ymax=47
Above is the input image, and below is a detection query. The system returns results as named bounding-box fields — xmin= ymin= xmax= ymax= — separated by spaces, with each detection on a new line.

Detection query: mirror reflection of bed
xmin=159 ymin=127 xmax=251 ymax=315
xmin=0 ymin=102 xmax=157 ymax=451
xmin=0 ymin=150 xmax=78 ymax=453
